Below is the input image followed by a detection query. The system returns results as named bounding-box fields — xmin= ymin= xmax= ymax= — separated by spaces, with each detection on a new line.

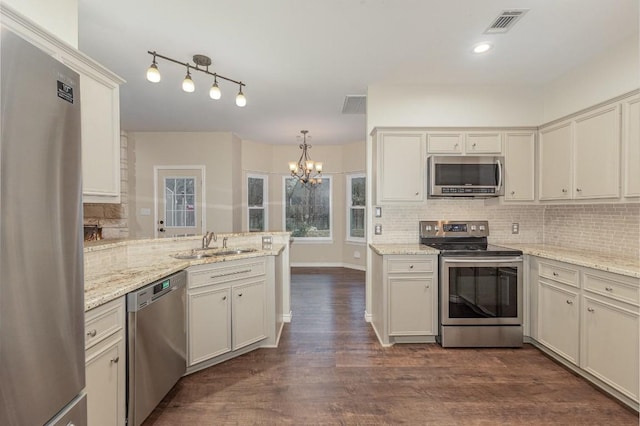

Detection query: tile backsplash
xmin=372 ymin=201 xmax=639 ymax=259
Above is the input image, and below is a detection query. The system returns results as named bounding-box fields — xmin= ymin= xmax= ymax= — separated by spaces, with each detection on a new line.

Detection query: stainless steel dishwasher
xmin=127 ymin=270 xmax=187 ymax=426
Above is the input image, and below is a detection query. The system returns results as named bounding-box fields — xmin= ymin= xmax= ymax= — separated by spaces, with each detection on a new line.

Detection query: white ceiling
xmin=78 ymin=0 xmax=639 ymax=145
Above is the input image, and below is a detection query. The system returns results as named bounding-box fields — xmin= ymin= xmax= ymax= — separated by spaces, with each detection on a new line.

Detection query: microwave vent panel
xmin=484 ymin=9 xmax=529 ymax=34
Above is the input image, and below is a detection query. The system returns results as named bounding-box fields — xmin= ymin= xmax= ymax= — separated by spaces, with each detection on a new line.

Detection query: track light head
xmin=235 ymin=84 xmax=246 ymax=107
xmin=182 ymin=67 xmax=195 ymax=93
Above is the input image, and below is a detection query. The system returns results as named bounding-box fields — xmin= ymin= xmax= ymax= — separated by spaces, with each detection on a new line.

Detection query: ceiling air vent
xmin=484 ymin=9 xmax=529 ymax=34
xmin=342 ymin=95 xmax=366 ymax=114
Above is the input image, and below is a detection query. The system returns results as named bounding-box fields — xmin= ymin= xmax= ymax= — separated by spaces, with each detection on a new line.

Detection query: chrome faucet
xmin=202 ymin=231 xmax=217 ymax=249
xmin=223 ymin=236 xmax=228 ymax=249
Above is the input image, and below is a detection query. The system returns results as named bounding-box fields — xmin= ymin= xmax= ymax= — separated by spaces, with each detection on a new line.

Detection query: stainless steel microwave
xmin=427 ymin=155 xmax=504 ymax=197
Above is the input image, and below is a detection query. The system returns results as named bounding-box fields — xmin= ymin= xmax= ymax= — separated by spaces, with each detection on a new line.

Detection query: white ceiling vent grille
xmin=342 ymin=95 xmax=366 ymax=114
xmin=484 ymin=9 xmax=529 ymax=34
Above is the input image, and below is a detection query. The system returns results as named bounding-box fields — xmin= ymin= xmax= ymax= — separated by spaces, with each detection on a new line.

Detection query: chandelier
xmin=146 ymin=51 xmax=246 ymax=107
xmin=288 ymin=130 xmax=323 ymax=185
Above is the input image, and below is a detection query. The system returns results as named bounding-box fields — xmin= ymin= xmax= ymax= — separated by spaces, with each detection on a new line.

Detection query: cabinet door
xmin=388 ymin=276 xmax=435 ymax=335
xmin=538 ymin=280 xmax=579 ymax=364
xmin=232 ymin=279 xmax=267 ymax=350
xmin=86 ymin=336 xmax=125 ymax=426
xmin=539 ymin=122 xmax=572 ymax=200
xmin=188 ymin=286 xmax=231 ymax=366
xmin=465 ymin=132 xmax=502 ymax=154
xmin=376 ymin=132 xmax=426 ymax=203
xmin=574 ymin=104 xmax=620 ymax=199
xmin=504 ymin=132 xmax=535 ymax=201
xmin=582 ymin=296 xmax=639 ymax=401
xmin=623 ymin=96 xmax=640 ymax=197
xmin=60 ymin=55 xmax=122 ymax=203
xmin=427 ymin=132 xmax=463 ymax=154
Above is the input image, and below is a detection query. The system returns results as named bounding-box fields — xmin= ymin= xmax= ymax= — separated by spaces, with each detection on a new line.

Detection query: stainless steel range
xmin=420 ymin=220 xmax=524 ymax=348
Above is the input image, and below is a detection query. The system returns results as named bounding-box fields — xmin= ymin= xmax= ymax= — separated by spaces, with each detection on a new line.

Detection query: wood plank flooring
xmin=144 ymin=267 xmax=638 ymax=425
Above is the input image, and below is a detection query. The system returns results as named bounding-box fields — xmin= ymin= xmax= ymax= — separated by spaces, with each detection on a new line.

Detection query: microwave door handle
xmin=496 ymin=158 xmax=503 ymax=191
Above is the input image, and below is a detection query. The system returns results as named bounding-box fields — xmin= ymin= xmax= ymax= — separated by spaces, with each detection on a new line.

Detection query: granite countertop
xmin=492 ymin=243 xmax=640 ymax=279
xmin=84 ymin=238 xmax=286 ymax=311
xmin=369 ymin=243 xmax=439 ymax=256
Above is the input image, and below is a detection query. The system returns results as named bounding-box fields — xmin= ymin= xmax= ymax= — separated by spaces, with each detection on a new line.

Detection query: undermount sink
xmin=173 ymin=248 xmax=258 ymax=260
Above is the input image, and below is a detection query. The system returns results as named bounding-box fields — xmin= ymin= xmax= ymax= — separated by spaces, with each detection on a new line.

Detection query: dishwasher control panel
xmin=127 ymin=270 xmax=186 ymax=312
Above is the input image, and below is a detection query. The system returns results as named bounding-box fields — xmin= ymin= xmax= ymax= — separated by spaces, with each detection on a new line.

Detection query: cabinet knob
xmin=552 ymin=272 xmax=559 ymax=277
xmin=222 ymin=296 xmax=227 ymax=301
xmin=511 ymin=191 xmax=515 ymax=195
xmin=472 ymin=143 xmax=477 ymax=148
xmin=87 ymin=329 xmax=97 ymax=337
xmin=605 ymin=286 xmax=613 ymax=292
xmin=566 ymin=300 xmax=573 ymax=305
xmin=576 ymin=188 xmax=582 ymax=192
xmin=426 ymin=285 xmax=430 ymax=289
xmin=110 ymin=356 xmax=119 ymax=364
xmin=238 ymin=293 xmax=243 ymax=297
xmin=409 ymin=265 xmax=414 ymax=269
xmin=587 ymin=307 xmax=595 ymax=313
xmin=562 ymin=189 xmax=568 ymax=193
xmin=415 ymin=192 xmax=419 ymax=196
xmin=454 ymin=143 xmax=459 ymax=149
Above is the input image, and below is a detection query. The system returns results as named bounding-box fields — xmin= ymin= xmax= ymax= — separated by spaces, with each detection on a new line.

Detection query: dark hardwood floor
xmin=144 ymin=267 xmax=638 ymax=425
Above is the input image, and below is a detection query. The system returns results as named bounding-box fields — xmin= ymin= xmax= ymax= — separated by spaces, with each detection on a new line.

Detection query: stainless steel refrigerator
xmin=0 ymin=28 xmax=87 ymax=425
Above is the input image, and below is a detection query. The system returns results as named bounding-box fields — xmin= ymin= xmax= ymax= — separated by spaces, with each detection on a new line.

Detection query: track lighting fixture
xmin=146 ymin=51 xmax=246 ymax=106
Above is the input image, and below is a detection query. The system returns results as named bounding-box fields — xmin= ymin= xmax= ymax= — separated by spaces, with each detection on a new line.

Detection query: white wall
xmin=542 ymin=33 xmax=640 ymax=123
xmin=3 ymin=0 xmax=78 ymax=47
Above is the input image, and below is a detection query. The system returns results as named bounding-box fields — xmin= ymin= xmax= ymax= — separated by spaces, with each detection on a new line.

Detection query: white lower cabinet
xmin=187 ymin=258 xmax=268 ymax=368
xmin=371 ymin=253 xmax=438 ymax=345
xmin=531 ymin=256 xmax=639 ymax=407
xmin=538 ymin=280 xmax=580 ymax=364
xmin=84 ymin=297 xmax=126 ymax=426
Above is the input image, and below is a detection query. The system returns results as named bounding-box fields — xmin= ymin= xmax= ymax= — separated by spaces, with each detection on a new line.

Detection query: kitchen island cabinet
xmin=85 ymin=297 xmax=126 ymax=426
xmin=186 ymin=256 xmax=272 ymax=373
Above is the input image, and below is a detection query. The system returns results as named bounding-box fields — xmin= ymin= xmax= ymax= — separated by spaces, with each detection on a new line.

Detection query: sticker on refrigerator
xmin=57 ymin=81 xmax=74 ymax=104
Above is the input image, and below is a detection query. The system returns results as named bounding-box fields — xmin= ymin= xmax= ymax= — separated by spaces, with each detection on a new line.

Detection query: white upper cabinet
xmin=426 ymin=131 xmax=502 ymax=154
xmin=504 ymin=132 xmax=535 ymax=202
xmin=622 ymin=95 xmax=640 ymax=198
xmin=426 ymin=132 xmax=463 ymax=154
xmin=373 ymin=130 xmax=426 ymax=203
xmin=573 ymin=104 xmax=620 ymax=199
xmin=465 ymin=132 xmax=503 ymax=154
xmin=539 ymin=121 xmax=573 ymax=200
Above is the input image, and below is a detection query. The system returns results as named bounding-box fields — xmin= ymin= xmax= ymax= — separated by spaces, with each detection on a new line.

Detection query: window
xmin=347 ymin=174 xmax=366 ymax=242
xmin=284 ymin=177 xmax=332 ymax=240
xmin=247 ymin=174 xmax=268 ymax=232
xmin=164 ymin=177 xmax=196 ymax=228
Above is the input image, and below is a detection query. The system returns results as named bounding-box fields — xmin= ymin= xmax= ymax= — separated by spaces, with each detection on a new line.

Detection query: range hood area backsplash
xmin=372 ymin=201 xmax=640 ymax=260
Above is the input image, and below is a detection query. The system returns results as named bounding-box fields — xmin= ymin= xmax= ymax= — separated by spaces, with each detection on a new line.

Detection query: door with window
xmin=156 ymin=168 xmax=204 ymax=237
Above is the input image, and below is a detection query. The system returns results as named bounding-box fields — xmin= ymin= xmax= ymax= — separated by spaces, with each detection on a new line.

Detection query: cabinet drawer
xmin=388 ymin=258 xmax=434 ymax=273
xmin=189 ymin=258 xmax=266 ymax=288
xmin=583 ymin=271 xmax=639 ymax=307
xmin=85 ymin=297 xmax=125 ymax=350
xmin=539 ymin=261 xmax=579 ymax=288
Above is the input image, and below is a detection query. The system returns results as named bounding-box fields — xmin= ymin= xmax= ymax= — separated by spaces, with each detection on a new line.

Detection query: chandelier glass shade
xmin=146 ymin=51 xmax=246 ymax=107
xmin=288 ymin=130 xmax=323 ymax=185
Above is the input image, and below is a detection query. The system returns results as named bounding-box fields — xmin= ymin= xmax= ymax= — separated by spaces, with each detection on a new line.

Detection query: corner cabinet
xmin=371 ymin=252 xmax=438 ymax=346
xmin=84 ymin=297 xmax=126 ymax=426
xmin=503 ymin=132 xmax=535 ymax=202
xmin=622 ymin=95 xmax=640 ymax=198
xmin=372 ymin=130 xmax=426 ymax=204
xmin=187 ymin=257 xmax=268 ymax=370
xmin=0 ymin=5 xmax=125 ymax=203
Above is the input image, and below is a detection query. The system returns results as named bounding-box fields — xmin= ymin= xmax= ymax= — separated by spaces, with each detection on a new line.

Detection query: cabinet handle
xmin=238 ymin=293 xmax=243 ymax=297
xmin=210 ymin=269 xmax=252 ymax=279
xmin=587 ymin=307 xmax=595 ymax=313
xmin=605 ymin=286 xmax=613 ymax=292
xmin=87 ymin=329 xmax=97 ymax=337
xmin=552 ymin=272 xmax=559 ymax=277
xmin=110 ymin=356 xmax=119 ymax=364
xmin=566 ymin=300 xmax=573 ymax=305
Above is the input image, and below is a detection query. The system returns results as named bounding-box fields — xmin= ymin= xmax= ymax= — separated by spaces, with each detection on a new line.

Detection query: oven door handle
xmin=442 ymin=257 xmax=522 ymax=263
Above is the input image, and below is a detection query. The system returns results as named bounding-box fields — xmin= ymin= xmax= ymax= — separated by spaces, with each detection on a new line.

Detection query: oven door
xmin=440 ymin=256 xmax=523 ymax=326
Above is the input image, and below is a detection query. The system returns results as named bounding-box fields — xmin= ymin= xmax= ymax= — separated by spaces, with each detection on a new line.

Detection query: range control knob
xmin=434 ymin=226 xmax=440 ymax=231
xmin=470 ymin=225 xmax=477 ymax=231
xmin=426 ymin=225 xmax=432 ymax=231
xmin=479 ymin=225 xmax=486 ymax=231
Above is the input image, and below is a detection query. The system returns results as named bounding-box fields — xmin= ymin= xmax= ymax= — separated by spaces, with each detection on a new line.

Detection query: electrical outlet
xmin=512 ymin=223 xmax=519 ymax=234
xmin=353 ymin=250 xmax=361 ymax=259
xmin=374 ymin=224 xmax=382 ymax=235
xmin=375 ymin=207 xmax=382 ymax=218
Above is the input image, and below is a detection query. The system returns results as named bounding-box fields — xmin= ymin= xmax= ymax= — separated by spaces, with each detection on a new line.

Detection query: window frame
xmin=247 ymin=173 xmax=268 ymax=232
xmin=346 ymin=173 xmax=366 ymax=243
xmin=282 ymin=175 xmax=333 ymax=243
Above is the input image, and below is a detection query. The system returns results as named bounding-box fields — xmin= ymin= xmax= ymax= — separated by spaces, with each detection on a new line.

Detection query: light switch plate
xmin=374 ymin=224 xmax=382 ymax=235
xmin=375 ymin=207 xmax=382 ymax=217
xmin=512 ymin=223 xmax=519 ymax=234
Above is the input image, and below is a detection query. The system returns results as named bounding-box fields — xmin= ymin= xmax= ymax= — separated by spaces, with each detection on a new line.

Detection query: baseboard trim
xmin=290 ymin=261 xmax=365 ymax=271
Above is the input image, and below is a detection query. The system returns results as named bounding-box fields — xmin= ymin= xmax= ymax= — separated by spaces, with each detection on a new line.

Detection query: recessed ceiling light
xmin=473 ymin=42 xmax=492 ymax=54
